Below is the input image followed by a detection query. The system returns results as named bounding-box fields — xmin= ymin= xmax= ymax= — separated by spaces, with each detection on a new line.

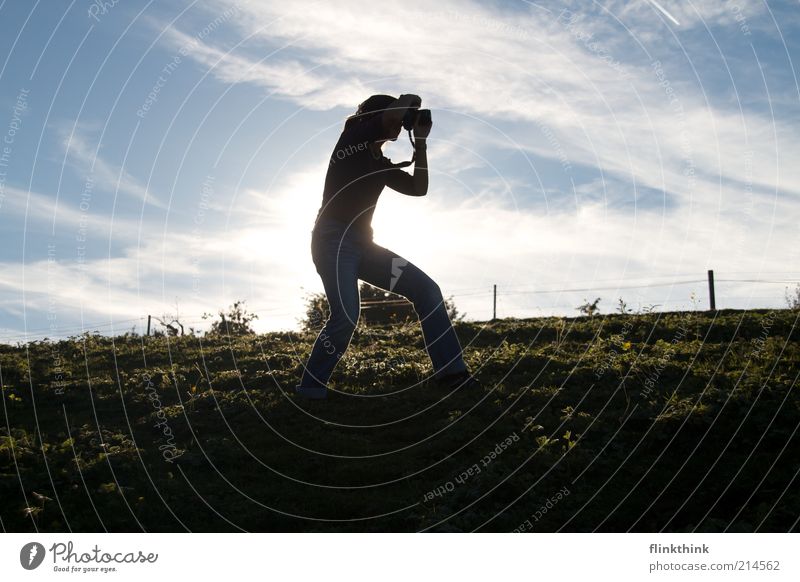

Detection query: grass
xmin=0 ymin=308 xmax=798 ymax=532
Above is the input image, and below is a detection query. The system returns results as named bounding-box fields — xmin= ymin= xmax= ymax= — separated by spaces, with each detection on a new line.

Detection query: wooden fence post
xmin=707 ymin=270 xmax=716 ymax=311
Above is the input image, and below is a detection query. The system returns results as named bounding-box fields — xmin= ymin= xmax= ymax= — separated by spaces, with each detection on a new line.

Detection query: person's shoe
xmin=436 ymin=370 xmax=481 ymax=390
xmin=294 ymin=385 xmax=328 ymax=400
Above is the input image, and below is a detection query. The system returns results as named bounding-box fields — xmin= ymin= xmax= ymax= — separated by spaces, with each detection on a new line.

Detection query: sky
xmin=0 ymin=0 xmax=798 ymax=343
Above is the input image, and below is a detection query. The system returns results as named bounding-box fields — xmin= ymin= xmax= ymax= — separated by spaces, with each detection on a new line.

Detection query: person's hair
xmin=342 ymin=94 xmax=396 ymax=133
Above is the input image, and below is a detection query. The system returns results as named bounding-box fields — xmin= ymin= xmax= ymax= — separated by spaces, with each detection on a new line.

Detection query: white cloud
xmin=4 ymin=0 xmax=795 ymax=341
xmin=143 ymin=0 xmax=799 ymax=318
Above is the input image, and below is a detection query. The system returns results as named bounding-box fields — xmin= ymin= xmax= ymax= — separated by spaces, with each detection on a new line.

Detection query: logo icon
xmin=20 ymin=542 xmax=46 ymax=570
xmin=390 ymin=258 xmax=408 ymax=291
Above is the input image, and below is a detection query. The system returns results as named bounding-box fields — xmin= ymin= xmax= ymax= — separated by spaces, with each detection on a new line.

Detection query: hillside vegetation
xmin=1 ymin=309 xmax=798 ymax=532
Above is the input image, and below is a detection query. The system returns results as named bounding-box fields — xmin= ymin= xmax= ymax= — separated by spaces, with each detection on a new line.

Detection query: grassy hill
xmin=1 ymin=309 xmax=798 ymax=532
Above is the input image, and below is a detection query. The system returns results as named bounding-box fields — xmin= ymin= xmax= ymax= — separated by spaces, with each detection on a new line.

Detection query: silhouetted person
xmin=295 ymin=93 xmax=479 ymax=399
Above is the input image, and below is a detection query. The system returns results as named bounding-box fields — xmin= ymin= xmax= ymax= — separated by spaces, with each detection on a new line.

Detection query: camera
xmin=402 ymin=106 xmax=432 ymax=131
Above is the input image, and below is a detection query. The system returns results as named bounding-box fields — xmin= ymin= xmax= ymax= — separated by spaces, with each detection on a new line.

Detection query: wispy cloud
xmin=156 ymin=20 xmax=370 ymax=110
xmin=161 ymin=0 xmax=796 ymax=203
xmin=55 ymin=121 xmax=168 ymax=209
xmin=2 ymin=185 xmax=144 ymax=240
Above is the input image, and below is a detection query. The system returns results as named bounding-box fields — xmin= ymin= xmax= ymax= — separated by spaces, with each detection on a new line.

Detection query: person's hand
xmin=413 ymin=113 xmax=432 ymax=139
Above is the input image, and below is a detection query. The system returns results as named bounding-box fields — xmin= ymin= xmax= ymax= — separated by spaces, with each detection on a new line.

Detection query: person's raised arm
xmin=411 ymin=110 xmax=430 ymax=196
xmin=383 ymin=114 xmax=431 ymax=195
xmin=382 ymin=105 xmax=431 ymax=196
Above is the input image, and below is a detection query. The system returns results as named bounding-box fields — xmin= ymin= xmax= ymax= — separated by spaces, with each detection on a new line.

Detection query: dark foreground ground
xmin=1 ymin=309 xmax=798 ymax=532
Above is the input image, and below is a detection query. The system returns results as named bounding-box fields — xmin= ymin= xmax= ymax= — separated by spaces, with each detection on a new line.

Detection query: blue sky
xmin=0 ymin=0 xmax=798 ymax=342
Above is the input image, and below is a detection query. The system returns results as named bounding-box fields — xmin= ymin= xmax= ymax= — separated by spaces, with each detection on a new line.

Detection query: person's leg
xmin=358 ymin=240 xmax=468 ymax=381
xmin=297 ymin=226 xmax=362 ymax=395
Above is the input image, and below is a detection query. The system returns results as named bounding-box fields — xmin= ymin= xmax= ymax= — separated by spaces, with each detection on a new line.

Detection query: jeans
xmin=298 ymin=218 xmax=468 ymax=389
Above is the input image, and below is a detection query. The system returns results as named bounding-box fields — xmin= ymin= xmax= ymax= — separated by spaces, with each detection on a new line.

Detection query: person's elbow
xmin=410 ymin=184 xmax=427 ymax=197
xmin=411 ymin=178 xmax=428 ymax=197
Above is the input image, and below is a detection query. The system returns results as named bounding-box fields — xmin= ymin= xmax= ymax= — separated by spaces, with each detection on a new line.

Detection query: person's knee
xmin=412 ymin=279 xmax=444 ymax=312
xmin=326 ymin=304 xmax=360 ymax=335
xmin=428 ymin=281 xmax=443 ymax=302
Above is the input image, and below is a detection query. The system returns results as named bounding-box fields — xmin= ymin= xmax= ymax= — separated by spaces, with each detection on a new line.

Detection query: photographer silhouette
xmin=295 ymin=93 xmax=480 ymax=399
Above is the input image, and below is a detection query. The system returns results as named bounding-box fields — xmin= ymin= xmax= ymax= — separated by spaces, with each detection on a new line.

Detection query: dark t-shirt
xmin=314 ymin=113 xmax=419 ymax=237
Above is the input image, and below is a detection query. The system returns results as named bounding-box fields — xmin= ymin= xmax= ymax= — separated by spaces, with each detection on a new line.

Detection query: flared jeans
xmin=298 ymin=218 xmax=468 ymax=389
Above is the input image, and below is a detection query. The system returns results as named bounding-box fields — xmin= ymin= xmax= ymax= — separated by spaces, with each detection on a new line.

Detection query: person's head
xmin=343 ymin=94 xmax=402 ymax=145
